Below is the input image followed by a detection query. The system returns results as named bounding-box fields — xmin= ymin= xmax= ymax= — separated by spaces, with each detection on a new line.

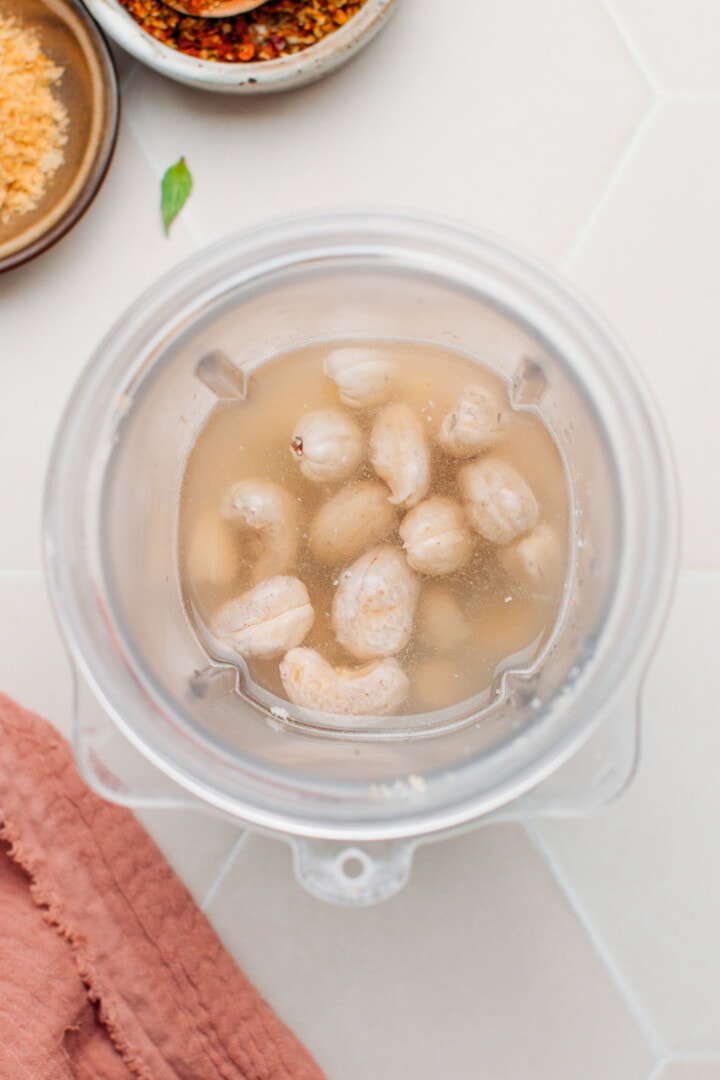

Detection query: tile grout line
xmin=200 ymin=830 xmax=249 ymax=912
xmin=645 ymin=1061 xmax=665 ymax=1080
xmin=120 ymin=57 xmax=141 ymax=93
xmin=600 ymin=0 xmax=663 ymax=95
xmin=119 ymin=89 xmax=207 ymax=249
xmin=523 ymin=818 xmax=667 ymax=1059
xmin=601 ymin=0 xmax=720 ymax=105
xmin=560 ymin=99 xmax=661 ymax=273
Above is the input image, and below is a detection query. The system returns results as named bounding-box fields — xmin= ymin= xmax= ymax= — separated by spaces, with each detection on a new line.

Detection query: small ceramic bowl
xmin=83 ymin=0 xmax=401 ymax=94
xmin=0 ymin=0 xmax=119 ymax=273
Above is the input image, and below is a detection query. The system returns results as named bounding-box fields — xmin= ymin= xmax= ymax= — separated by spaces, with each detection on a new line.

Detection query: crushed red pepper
xmin=118 ymin=0 xmax=368 ymax=63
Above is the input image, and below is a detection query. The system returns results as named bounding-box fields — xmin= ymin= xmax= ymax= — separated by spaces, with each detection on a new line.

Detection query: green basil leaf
xmin=161 ymin=157 xmax=193 ymax=236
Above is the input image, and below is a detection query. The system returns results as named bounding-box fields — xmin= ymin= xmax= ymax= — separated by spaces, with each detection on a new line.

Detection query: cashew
xmin=500 ymin=524 xmax=566 ymax=594
xmin=212 ymin=576 xmax=314 ymax=659
xmin=290 ymin=408 xmax=364 ymax=484
xmin=369 ymin=402 xmax=431 ymax=508
xmin=416 ymin=584 xmax=473 ymax=653
xmin=185 ymin=509 xmax=239 ymax=587
xmin=221 ymin=479 xmax=300 ymax=584
xmin=436 ymin=384 xmax=505 ymax=458
xmin=309 ymin=480 xmax=397 ymax=566
xmin=399 ymin=496 xmax=473 ymax=576
xmin=411 ymin=656 xmax=476 ymax=712
xmin=280 ymin=647 xmax=410 ymax=716
xmin=474 ymin=594 xmax=553 ymax=664
xmin=332 ymin=545 xmax=419 ymax=660
xmin=323 ymin=347 xmax=396 ymax=408
xmin=460 ymin=456 xmax=539 ymax=546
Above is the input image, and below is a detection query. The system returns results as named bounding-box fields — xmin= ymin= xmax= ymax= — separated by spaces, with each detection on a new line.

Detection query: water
xmin=178 ymin=340 xmax=569 ymax=718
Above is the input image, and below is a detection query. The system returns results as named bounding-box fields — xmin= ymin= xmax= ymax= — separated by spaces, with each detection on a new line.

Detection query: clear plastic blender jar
xmin=43 ymin=212 xmax=678 ymax=905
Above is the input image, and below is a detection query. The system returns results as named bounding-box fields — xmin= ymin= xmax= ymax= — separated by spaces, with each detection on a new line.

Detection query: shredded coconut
xmin=0 ymin=16 xmax=69 ymax=225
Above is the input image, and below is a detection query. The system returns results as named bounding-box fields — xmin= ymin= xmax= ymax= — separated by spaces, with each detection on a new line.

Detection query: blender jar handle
xmin=291 ymin=838 xmax=417 ymax=906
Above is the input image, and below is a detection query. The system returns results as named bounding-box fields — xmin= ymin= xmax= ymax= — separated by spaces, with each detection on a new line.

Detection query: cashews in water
xmin=309 ymin=480 xmax=397 ymax=566
xmin=436 ymin=384 xmax=505 ymax=457
xmin=212 ymin=575 xmax=314 ymax=659
xmin=460 ymin=456 xmax=539 ymax=546
xmin=323 ymin=347 xmax=396 ymax=408
xmin=186 ymin=510 xmax=239 ymax=587
xmin=332 ymin=545 xmax=419 ymax=660
xmin=416 ymin=584 xmax=473 ymax=653
xmin=399 ymin=496 xmax=473 ymax=576
xmin=369 ymin=402 xmax=431 ymax=508
xmin=222 ymin=479 xmax=300 ymax=584
xmin=412 ymin=656 xmax=476 ymax=712
xmin=280 ymin=647 xmax=410 ymax=716
xmin=500 ymin=523 xmax=565 ymax=593
xmin=290 ymin=408 xmax=364 ymax=484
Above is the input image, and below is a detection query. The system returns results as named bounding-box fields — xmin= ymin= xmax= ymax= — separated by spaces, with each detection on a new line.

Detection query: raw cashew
xmin=280 ymin=647 xmax=410 ymax=716
xmin=185 ymin=509 xmax=239 ymax=587
xmin=212 ymin=576 xmax=314 ymax=659
xmin=369 ymin=402 xmax=431 ymax=508
xmin=290 ymin=408 xmax=364 ymax=484
xmin=323 ymin=347 xmax=396 ymax=408
xmin=460 ymin=456 xmax=539 ymax=546
xmin=221 ymin=479 xmax=300 ymax=584
xmin=436 ymin=384 xmax=505 ymax=458
xmin=416 ymin=584 xmax=473 ymax=653
xmin=500 ymin=523 xmax=565 ymax=593
xmin=412 ymin=656 xmax=475 ymax=712
xmin=332 ymin=545 xmax=419 ymax=660
xmin=309 ymin=480 xmax=397 ymax=566
xmin=474 ymin=594 xmax=552 ymax=663
xmin=399 ymin=496 xmax=473 ymax=576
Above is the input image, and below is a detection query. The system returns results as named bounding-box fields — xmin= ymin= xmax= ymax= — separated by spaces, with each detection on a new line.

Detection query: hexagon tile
xmin=606 ymin=0 xmax=720 ymax=95
xmin=564 ymin=103 xmax=720 ymax=569
xmin=122 ymin=0 xmax=650 ymax=264
xmin=3 ymin=0 xmax=720 ymax=1077
xmin=536 ymin=577 xmax=720 ymax=1056
xmin=206 ymin=827 xmax=655 ymax=1080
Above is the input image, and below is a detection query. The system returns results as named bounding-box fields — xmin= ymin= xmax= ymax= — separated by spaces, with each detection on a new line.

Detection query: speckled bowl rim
xmin=83 ymin=0 xmax=401 ymax=94
xmin=0 ymin=0 xmax=119 ymax=273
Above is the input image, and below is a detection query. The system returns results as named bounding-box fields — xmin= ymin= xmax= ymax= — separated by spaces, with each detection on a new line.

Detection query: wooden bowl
xmin=0 ymin=0 xmax=119 ymax=272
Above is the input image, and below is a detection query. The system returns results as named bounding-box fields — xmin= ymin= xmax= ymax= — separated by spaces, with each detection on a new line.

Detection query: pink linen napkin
xmin=0 ymin=693 xmax=325 ymax=1080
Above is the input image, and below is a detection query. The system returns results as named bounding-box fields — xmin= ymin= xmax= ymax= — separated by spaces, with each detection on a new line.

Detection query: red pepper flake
xmin=118 ymin=0 xmax=368 ymax=63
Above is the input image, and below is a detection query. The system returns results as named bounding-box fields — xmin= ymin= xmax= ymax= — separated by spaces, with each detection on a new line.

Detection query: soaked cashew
xmin=399 ymin=496 xmax=473 ymax=576
xmin=474 ymin=594 xmax=552 ymax=664
xmin=212 ymin=576 xmax=314 ymax=659
xmin=500 ymin=524 xmax=565 ymax=593
xmin=412 ymin=656 xmax=477 ymax=712
xmin=460 ymin=456 xmax=539 ymax=546
xmin=323 ymin=347 xmax=396 ymax=409
xmin=309 ymin=480 xmax=397 ymax=566
xmin=280 ymin=647 xmax=410 ymax=716
xmin=221 ymin=479 xmax=300 ymax=584
xmin=369 ymin=402 xmax=431 ymax=508
xmin=416 ymin=584 xmax=473 ymax=653
xmin=436 ymin=384 xmax=506 ymax=458
xmin=290 ymin=408 xmax=364 ymax=484
xmin=332 ymin=545 xmax=419 ymax=660
xmin=185 ymin=510 xmax=239 ymax=587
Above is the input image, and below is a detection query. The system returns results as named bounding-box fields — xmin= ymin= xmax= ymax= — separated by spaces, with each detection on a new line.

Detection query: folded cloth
xmin=0 ymin=693 xmax=326 ymax=1080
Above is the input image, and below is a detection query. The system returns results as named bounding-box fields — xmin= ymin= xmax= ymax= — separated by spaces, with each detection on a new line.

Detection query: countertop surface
xmin=2 ymin=2 xmax=720 ymax=1077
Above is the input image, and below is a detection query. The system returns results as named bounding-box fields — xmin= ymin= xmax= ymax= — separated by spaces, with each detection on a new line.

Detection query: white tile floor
xmin=3 ymin=0 xmax=720 ymax=1076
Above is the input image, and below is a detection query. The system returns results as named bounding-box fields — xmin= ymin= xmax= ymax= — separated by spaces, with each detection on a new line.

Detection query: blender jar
xmin=44 ymin=212 xmax=678 ymax=905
